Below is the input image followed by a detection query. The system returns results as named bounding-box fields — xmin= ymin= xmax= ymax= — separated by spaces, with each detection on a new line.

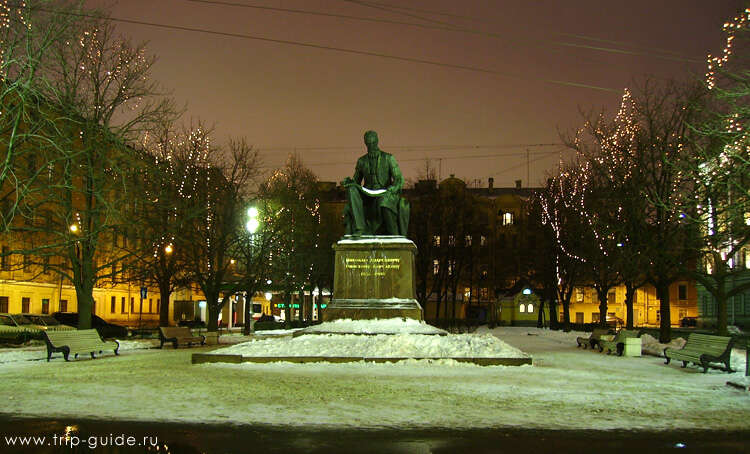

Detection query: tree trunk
xmin=656 ymin=282 xmax=671 ymax=343
xmin=75 ymin=283 xmax=95 ymax=330
xmin=561 ymin=300 xmax=571 ymax=332
xmin=596 ymin=287 xmax=609 ymax=329
xmin=158 ymin=280 xmax=171 ymax=327
xmin=625 ymin=282 xmax=636 ymax=330
xmin=548 ymin=299 xmax=559 ymax=330
xmin=715 ymin=287 xmax=728 ymax=336
xmin=536 ymin=299 xmax=545 ymax=328
xmin=205 ymin=291 xmax=222 ymax=332
xmin=283 ymin=291 xmax=292 ymax=326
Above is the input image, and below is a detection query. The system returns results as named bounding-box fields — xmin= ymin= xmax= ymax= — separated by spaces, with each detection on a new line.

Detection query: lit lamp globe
xmin=246 ymin=219 xmax=259 ymax=234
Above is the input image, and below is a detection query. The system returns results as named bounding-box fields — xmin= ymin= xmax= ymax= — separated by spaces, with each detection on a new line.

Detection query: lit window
xmin=503 ymin=212 xmax=514 ymax=226
xmin=448 ymin=235 xmax=455 ymax=246
xmin=480 ymin=235 xmax=487 ymax=246
xmin=465 ymin=235 xmax=472 ymax=247
xmin=448 ymin=260 xmax=455 ymax=275
xmin=433 ymin=259 xmax=439 ymax=275
xmin=433 ymin=235 xmax=440 ymax=246
xmin=519 ymin=304 xmax=525 ymax=313
xmin=527 ymin=304 xmax=534 ymax=313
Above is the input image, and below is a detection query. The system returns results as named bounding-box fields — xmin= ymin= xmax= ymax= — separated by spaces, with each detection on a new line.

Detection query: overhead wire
xmin=19 ymin=4 xmax=617 ymax=92
xmin=340 ymin=0 xmax=702 ymax=63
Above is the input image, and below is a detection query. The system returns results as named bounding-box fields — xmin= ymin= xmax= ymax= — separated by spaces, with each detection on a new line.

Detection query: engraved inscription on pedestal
xmin=323 ymin=237 xmax=423 ymax=321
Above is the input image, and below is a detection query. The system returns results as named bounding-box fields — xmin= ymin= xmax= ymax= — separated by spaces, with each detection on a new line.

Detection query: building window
xmin=592 ymin=312 xmax=600 ymax=323
xmin=433 ymin=259 xmax=439 ymax=275
xmin=121 ymin=297 xmax=126 ymax=314
xmin=448 ymin=260 xmax=455 ymax=275
xmin=130 ymin=297 xmax=135 ymax=313
xmin=111 ymin=296 xmax=116 ymax=313
xmin=0 ymin=296 xmax=8 ymax=312
xmin=1 ymin=246 xmax=9 ymax=271
xmin=480 ymin=287 xmax=489 ymax=300
xmin=448 ymin=235 xmax=455 ymax=246
xmin=156 ymin=299 xmax=160 ymax=314
xmin=481 ymin=269 xmax=488 ymax=280
xmin=480 ymin=235 xmax=487 ymax=246
xmin=41 ymin=299 xmax=49 ymax=314
xmin=59 ymin=300 xmax=68 ymax=312
xmin=503 ymin=212 xmax=514 ymax=226
xmin=608 ymin=290 xmax=616 ymax=304
xmin=432 ymin=235 xmax=440 ymax=247
xmin=465 ymin=235 xmax=472 ymax=247
xmin=21 ymin=297 xmax=30 ymax=313
xmin=149 ymin=298 xmax=153 ymax=313
xmin=678 ymin=285 xmax=687 ymax=301
xmin=519 ymin=304 xmax=525 ymax=313
xmin=576 ymin=288 xmax=583 ymax=302
xmin=527 ymin=304 xmax=534 ymax=313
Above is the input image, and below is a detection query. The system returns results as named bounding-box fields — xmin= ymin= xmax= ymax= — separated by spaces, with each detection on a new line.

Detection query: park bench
xmin=43 ymin=329 xmax=120 ymax=362
xmin=599 ymin=329 xmax=641 ymax=356
xmin=664 ymin=333 xmax=734 ymax=373
xmin=159 ymin=326 xmax=206 ymax=349
xmin=576 ymin=327 xmax=611 ymax=350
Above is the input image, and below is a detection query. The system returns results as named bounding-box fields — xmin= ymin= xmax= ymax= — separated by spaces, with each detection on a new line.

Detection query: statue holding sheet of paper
xmin=342 ymin=130 xmax=410 ymax=236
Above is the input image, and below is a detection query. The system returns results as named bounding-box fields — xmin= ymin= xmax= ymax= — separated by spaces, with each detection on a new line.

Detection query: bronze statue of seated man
xmin=342 ymin=130 xmax=409 ymax=236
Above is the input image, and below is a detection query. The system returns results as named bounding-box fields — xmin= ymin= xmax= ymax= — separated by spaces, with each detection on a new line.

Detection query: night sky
xmin=90 ymin=0 xmax=744 ymax=187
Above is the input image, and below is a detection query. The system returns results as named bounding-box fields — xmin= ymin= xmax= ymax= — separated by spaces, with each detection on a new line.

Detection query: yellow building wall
xmin=564 ymin=281 xmax=698 ymax=327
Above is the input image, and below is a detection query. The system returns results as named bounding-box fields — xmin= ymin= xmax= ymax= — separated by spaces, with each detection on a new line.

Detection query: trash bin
xmin=624 ymin=337 xmax=641 ymax=357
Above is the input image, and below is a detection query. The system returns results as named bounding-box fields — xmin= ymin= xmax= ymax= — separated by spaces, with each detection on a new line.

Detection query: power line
xmin=22 ymin=5 xmax=617 ymax=92
xmin=344 ymin=0 xmax=701 ymax=63
xmin=256 ymin=148 xmax=573 ymax=169
xmin=255 ymin=143 xmax=562 ymax=153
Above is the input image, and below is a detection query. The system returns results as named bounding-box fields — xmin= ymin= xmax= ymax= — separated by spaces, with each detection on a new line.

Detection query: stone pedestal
xmin=323 ymin=236 xmax=423 ymax=321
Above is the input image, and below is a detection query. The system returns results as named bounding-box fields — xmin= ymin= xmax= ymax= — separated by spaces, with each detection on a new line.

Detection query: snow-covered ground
xmin=0 ymin=326 xmax=748 ymax=431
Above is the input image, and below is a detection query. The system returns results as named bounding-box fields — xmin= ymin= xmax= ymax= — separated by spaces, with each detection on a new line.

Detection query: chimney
xmin=515 ymin=179 xmax=522 ymax=189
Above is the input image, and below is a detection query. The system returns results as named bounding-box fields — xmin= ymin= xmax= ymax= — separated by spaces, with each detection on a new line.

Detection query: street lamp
xmin=164 ymin=243 xmax=173 ymax=254
xmin=246 ymin=206 xmax=260 ymax=234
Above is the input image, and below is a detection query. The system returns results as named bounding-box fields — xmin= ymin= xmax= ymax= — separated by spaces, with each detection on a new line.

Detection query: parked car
xmin=680 ymin=316 xmax=697 ymax=328
xmin=0 ymin=313 xmax=33 ymax=343
xmin=606 ymin=315 xmax=624 ymax=329
xmin=24 ymin=314 xmax=75 ymax=331
xmin=52 ymin=312 xmax=129 ymax=339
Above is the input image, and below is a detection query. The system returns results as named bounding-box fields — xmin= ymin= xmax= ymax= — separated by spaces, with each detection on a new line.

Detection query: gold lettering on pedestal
xmin=345 ymin=257 xmax=401 ymax=277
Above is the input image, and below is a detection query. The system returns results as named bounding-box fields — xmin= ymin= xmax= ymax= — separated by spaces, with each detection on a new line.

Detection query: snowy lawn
xmin=0 ymin=326 xmax=748 ymax=431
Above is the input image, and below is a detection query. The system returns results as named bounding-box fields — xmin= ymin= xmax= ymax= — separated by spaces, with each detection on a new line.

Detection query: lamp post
xmin=242 ymin=206 xmax=261 ymax=335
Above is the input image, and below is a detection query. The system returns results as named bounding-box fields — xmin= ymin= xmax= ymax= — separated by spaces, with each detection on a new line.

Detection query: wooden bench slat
xmin=664 ymin=333 xmax=734 ymax=373
xmin=159 ymin=327 xmax=206 ymax=349
xmin=44 ymin=329 xmax=120 ymax=362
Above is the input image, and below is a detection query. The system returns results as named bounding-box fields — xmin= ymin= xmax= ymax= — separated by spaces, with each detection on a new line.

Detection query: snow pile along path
xmin=301 ymin=317 xmax=446 ymax=335
xmin=212 ymin=332 xmax=528 ymax=358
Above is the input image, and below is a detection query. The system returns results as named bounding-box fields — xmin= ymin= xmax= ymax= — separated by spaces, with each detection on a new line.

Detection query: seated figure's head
xmin=364 ymin=130 xmax=379 ymax=151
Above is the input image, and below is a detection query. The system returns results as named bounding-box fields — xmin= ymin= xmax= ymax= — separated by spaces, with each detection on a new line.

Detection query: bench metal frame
xmin=43 ymin=329 xmax=120 ymax=362
xmin=664 ymin=333 xmax=734 ymax=373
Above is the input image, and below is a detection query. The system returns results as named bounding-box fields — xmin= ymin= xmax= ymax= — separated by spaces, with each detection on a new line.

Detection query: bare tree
xmin=179 ymin=138 xmax=260 ymax=332
xmin=259 ymin=154 xmax=320 ymax=324
xmin=5 ymin=6 xmax=176 ymax=330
